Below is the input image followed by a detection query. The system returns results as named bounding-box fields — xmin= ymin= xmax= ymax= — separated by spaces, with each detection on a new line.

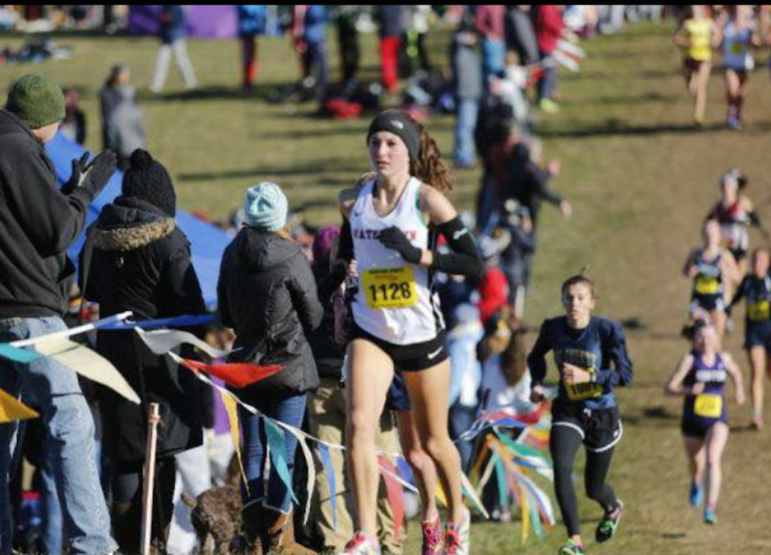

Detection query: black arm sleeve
xmin=338 ymin=218 xmax=354 ymax=263
xmin=749 ymin=211 xmax=761 ymax=227
xmin=318 ymin=217 xmax=353 ymax=301
xmin=431 ymin=217 xmax=484 ymax=281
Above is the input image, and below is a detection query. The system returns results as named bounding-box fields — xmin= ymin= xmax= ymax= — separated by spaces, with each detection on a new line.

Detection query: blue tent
xmin=46 ymin=134 xmax=231 ymax=307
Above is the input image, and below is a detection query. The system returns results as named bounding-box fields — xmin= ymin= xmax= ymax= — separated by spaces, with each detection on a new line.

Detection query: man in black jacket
xmin=0 ymin=73 xmax=117 ymax=555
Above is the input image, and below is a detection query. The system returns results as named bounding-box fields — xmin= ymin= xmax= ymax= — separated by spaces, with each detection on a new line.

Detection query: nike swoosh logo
xmin=453 ymin=229 xmax=469 ymax=241
xmin=427 ymin=347 xmax=444 ymax=360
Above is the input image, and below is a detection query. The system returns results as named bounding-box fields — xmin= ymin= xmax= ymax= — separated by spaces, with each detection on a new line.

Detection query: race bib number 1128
xmin=363 ymin=267 xmax=418 ymax=310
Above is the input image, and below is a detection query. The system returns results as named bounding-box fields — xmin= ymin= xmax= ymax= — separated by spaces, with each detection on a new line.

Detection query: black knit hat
xmin=122 ymin=149 xmax=176 ymax=217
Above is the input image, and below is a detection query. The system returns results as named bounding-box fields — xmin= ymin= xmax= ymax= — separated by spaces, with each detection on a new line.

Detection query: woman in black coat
xmin=218 ymin=181 xmax=322 ymax=553
xmin=83 ymin=149 xmax=207 ymax=553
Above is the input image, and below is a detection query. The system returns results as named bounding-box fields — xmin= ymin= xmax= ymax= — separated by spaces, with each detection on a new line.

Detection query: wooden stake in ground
xmin=140 ymin=403 xmax=161 ymax=555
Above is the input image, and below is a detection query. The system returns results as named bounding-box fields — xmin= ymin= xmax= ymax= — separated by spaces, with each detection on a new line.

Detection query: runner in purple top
xmin=666 ymin=321 xmax=745 ymax=525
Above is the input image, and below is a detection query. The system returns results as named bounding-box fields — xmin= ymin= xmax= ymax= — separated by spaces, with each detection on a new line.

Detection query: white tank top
xmin=350 ymin=178 xmax=444 ymax=345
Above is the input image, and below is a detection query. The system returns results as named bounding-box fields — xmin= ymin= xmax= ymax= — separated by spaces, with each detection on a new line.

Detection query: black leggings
xmin=550 ymin=425 xmax=618 ymax=537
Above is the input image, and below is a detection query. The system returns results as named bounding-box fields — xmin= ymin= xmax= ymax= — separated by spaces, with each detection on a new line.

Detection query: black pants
xmin=550 ymin=425 xmax=618 ymax=537
xmin=112 ymin=457 xmax=177 ymax=553
xmin=337 ymin=19 xmax=360 ymax=83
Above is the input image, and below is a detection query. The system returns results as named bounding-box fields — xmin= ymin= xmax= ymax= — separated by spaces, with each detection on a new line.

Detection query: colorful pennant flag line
xmin=100 ymin=314 xmax=215 ymax=331
xmin=458 ymin=404 xmax=550 ymax=442
xmin=0 ymin=344 xmax=39 ymax=364
xmin=0 ymin=312 xmax=217 ymax=356
xmin=35 ymin=337 xmax=141 ymax=404
xmin=173 ymin=356 xmax=285 ymax=389
xmin=470 ymin=430 xmax=556 ymax=544
xmin=379 ymin=455 xmax=405 ymax=540
xmin=221 ymin=393 xmax=249 ymax=495
xmin=134 ymin=328 xmax=230 ymax=359
xmin=0 ymin=387 xmax=39 ymax=424
xmin=177 ymin=365 xmax=429 ymax=528
xmin=179 ymin=360 xmax=500 ymax=528
xmin=317 ymin=444 xmax=337 ymax=530
xmin=8 ymin=312 xmax=133 ymax=349
xmin=0 ymin=312 xmax=554 ymax=540
xmin=0 ymin=314 xmax=242 ymax=415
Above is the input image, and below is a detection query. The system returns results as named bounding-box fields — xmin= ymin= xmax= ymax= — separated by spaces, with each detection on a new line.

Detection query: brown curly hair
xmin=409 ymin=121 xmax=453 ymax=193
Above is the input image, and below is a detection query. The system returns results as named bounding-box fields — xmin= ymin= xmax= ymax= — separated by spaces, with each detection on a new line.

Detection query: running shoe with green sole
xmin=558 ymin=539 xmax=586 ymax=555
xmin=704 ymin=508 xmax=718 ymax=525
xmin=596 ymin=500 xmax=624 ymax=543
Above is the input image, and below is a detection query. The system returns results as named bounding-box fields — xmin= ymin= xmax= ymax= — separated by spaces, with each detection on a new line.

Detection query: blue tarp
xmin=46 ymin=134 xmax=231 ymax=307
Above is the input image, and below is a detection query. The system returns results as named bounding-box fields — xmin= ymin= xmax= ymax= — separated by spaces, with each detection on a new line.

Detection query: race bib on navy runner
xmin=695 ymin=276 xmax=720 ymax=295
xmin=566 ymin=379 xmax=604 ymax=402
xmin=748 ymin=301 xmax=770 ymax=322
xmin=694 ymin=394 xmax=722 ymax=419
xmin=556 ymin=349 xmax=604 ymax=401
xmin=362 ymin=267 xmax=418 ymax=310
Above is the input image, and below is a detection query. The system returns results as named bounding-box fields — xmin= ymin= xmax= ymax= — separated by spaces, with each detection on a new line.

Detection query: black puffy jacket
xmin=83 ymin=196 xmax=206 ymax=463
xmin=218 ymin=228 xmax=323 ymax=396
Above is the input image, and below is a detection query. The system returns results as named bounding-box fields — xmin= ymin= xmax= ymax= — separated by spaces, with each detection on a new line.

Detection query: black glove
xmin=80 ymin=150 xmax=117 ymax=199
xmin=378 ymin=227 xmax=422 ymax=264
xmin=60 ymin=152 xmax=91 ymax=195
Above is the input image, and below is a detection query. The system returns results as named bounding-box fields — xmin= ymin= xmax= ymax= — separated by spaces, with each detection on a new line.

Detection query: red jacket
xmin=475 ymin=5 xmax=506 ymax=42
xmin=535 ymin=6 xmax=564 ymax=55
xmin=477 ymin=267 xmax=509 ymax=323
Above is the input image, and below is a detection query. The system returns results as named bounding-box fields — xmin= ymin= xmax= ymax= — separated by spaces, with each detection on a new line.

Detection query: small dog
xmin=182 ymin=456 xmax=243 ymax=554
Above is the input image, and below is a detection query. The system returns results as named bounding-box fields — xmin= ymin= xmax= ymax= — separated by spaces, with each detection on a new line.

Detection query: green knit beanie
xmin=6 ymin=73 xmax=66 ymax=129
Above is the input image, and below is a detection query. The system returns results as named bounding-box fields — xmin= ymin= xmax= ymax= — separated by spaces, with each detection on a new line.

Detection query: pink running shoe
xmin=422 ymin=515 xmax=443 ymax=555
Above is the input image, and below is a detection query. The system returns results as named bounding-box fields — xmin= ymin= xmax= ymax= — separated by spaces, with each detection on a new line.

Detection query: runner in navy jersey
xmin=529 ymin=274 xmax=633 ymax=555
xmin=684 ymin=219 xmax=741 ymax=348
xmin=728 ymin=247 xmax=771 ymax=429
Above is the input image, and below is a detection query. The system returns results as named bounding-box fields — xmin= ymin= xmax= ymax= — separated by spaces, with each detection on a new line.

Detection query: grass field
xmin=3 ymin=21 xmax=771 ymax=555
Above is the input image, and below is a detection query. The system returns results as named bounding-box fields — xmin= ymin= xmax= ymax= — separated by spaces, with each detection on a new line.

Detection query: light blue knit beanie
xmin=244 ymin=181 xmax=288 ymax=232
